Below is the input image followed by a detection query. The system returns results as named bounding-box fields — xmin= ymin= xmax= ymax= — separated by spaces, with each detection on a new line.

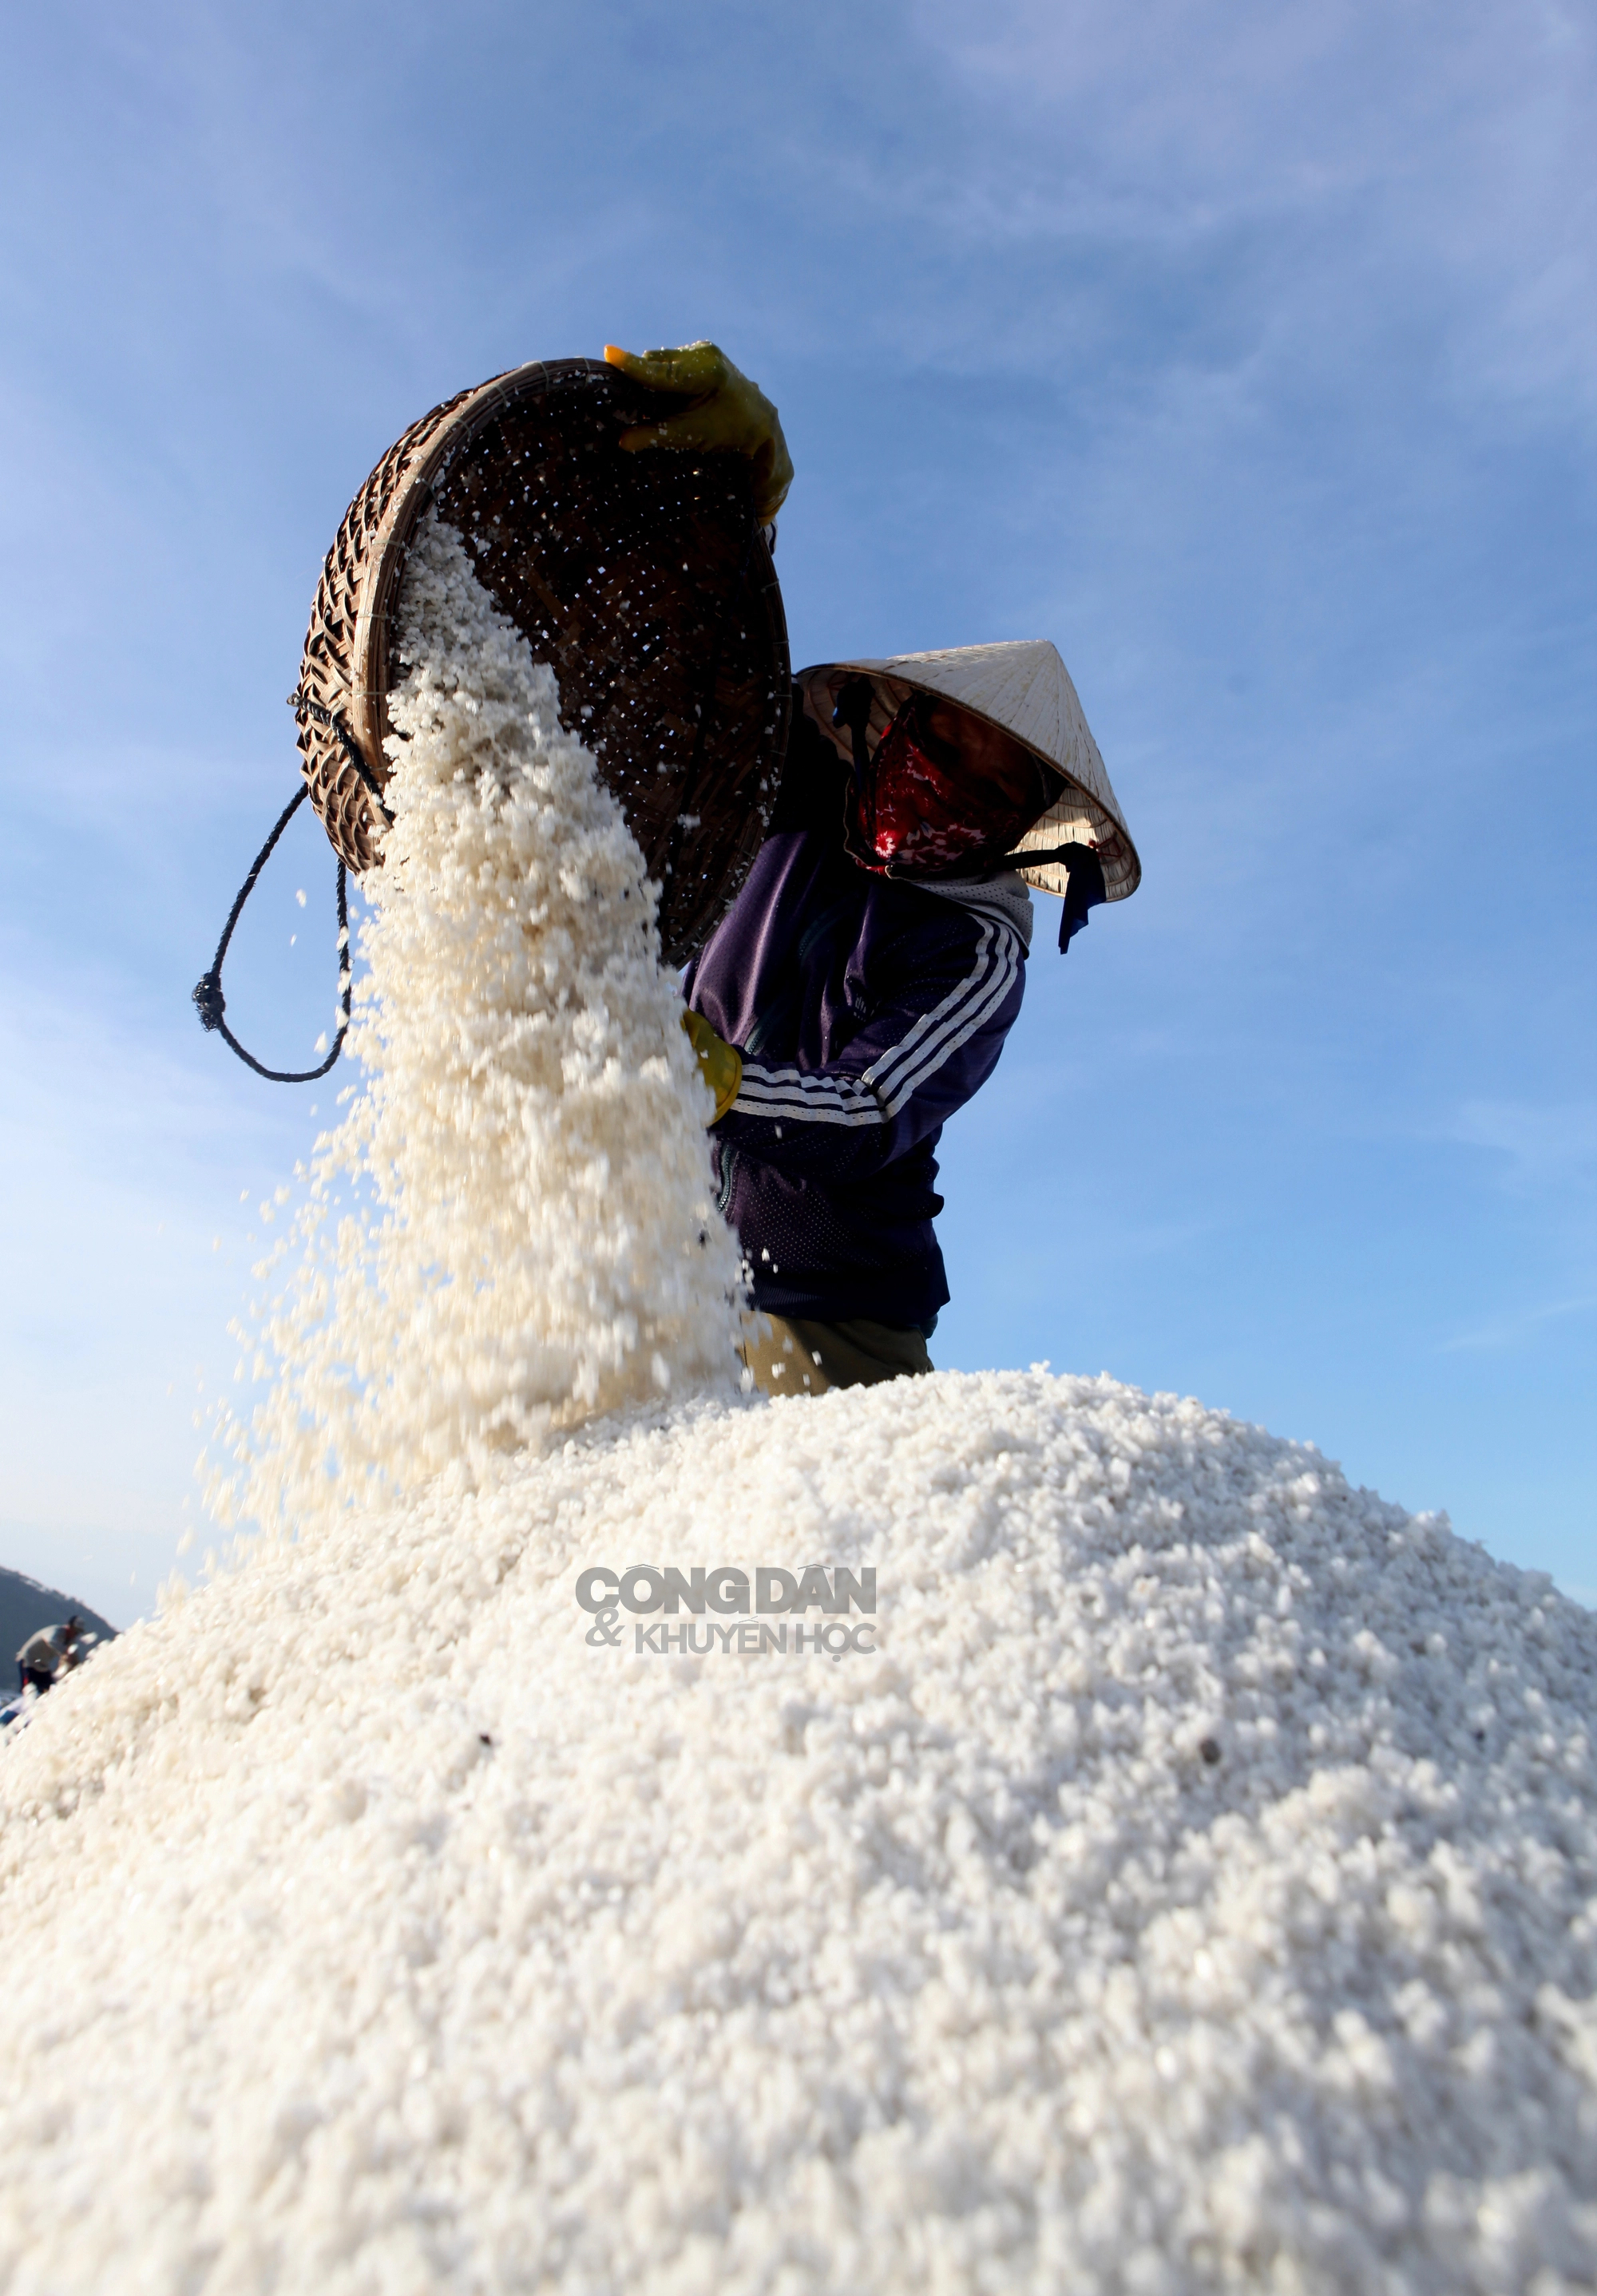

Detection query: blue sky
xmin=2 ymin=0 xmax=1592 ymax=1623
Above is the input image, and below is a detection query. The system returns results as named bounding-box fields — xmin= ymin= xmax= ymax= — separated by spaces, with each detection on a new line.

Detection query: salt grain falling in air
xmin=208 ymin=516 xmax=742 ymax=1538
xmin=2 ymin=519 xmax=1594 ymax=2294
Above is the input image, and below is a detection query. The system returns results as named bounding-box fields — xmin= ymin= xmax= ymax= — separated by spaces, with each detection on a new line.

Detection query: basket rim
xmin=347 ymin=358 xmax=612 ymax=782
xmin=296 ymin=353 xmax=790 ymax=958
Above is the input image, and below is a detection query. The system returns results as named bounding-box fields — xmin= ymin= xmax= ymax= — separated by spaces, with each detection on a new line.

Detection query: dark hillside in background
xmin=1 ymin=1569 xmax=117 ymax=1672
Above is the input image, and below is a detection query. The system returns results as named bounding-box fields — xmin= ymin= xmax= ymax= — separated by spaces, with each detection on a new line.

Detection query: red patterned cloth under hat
xmin=843 ymin=697 xmax=1049 ymax=878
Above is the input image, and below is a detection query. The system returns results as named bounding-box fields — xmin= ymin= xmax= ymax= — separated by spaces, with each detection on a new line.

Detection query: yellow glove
xmin=604 ymin=341 xmax=794 ymax=524
xmin=680 ymin=1006 xmax=743 ymax=1123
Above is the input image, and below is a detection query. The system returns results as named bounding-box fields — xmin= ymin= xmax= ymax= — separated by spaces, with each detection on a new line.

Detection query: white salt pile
xmin=2 ymin=523 xmax=1593 ymax=2294
xmin=2 ymin=1375 xmax=1595 ymax=2292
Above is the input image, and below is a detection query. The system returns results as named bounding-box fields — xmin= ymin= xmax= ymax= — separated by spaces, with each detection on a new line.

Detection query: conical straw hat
xmin=799 ymin=641 xmax=1140 ymax=902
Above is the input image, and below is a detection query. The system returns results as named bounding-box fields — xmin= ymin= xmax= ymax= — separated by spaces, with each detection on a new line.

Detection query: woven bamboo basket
xmin=294 ymin=358 xmax=790 ymax=964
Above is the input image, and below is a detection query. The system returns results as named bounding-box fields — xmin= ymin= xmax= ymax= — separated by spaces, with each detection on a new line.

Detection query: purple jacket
xmin=684 ymin=702 xmax=1031 ymax=1328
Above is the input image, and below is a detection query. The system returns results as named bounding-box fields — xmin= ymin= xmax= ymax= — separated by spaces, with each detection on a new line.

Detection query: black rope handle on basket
xmin=192 ymin=785 xmax=353 ymax=1083
xmin=192 ymin=692 xmax=391 ymax=1083
xmin=287 ymin=688 xmax=396 ymax=829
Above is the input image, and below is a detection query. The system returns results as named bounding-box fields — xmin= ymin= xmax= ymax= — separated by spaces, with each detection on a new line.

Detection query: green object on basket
xmin=680 ymin=1007 xmax=743 ymax=1124
xmin=605 ymin=342 xmax=794 ymax=524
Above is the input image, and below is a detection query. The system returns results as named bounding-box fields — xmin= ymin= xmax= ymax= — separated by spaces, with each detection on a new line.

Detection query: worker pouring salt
xmin=606 ymin=342 xmax=1141 ymax=1394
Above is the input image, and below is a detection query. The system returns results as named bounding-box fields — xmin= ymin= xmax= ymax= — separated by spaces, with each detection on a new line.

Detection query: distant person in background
xmin=16 ymin=1616 xmax=85 ymax=1696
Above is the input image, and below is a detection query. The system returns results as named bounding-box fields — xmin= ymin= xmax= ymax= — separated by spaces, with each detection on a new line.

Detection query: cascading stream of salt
xmin=211 ymin=516 xmax=743 ymax=1538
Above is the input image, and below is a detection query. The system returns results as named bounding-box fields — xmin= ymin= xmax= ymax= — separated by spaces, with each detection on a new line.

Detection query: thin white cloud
xmin=893 ymin=0 xmax=1597 ymax=415
xmin=1450 ymin=1098 xmax=1597 ymax=1190
xmin=1441 ymin=1291 xmax=1597 ymax=1352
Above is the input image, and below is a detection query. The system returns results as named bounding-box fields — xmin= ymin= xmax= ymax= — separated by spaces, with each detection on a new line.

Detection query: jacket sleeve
xmin=710 ymin=911 xmax=1025 ymax=1183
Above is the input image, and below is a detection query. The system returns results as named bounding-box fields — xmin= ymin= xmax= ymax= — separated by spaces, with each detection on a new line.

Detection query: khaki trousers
xmin=740 ymin=1312 xmax=933 ymax=1396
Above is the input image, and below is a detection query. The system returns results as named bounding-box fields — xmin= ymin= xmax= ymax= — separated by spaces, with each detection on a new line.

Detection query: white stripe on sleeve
xmin=727 ymin=919 xmax=1022 ymax=1130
